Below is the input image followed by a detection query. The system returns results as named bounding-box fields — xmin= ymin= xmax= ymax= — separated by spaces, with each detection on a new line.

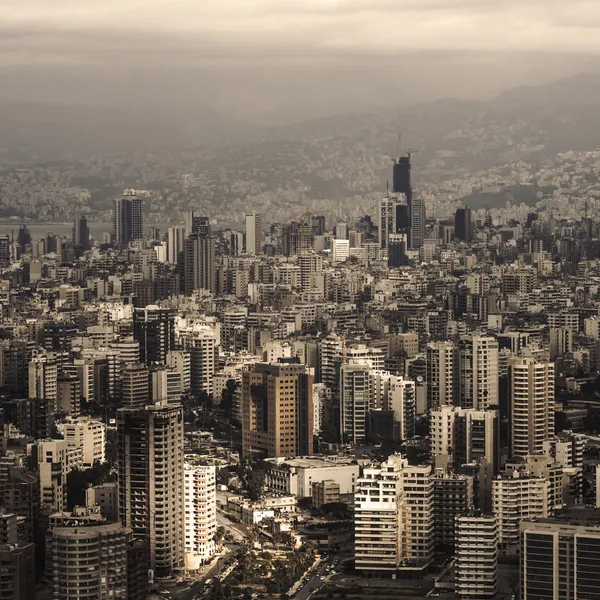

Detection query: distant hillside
xmin=0 ymin=102 xmax=252 ymax=164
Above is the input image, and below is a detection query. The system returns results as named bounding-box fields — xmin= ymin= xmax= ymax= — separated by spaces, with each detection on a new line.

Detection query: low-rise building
xmin=264 ymin=456 xmax=359 ymax=498
xmin=312 ymin=480 xmax=340 ymax=508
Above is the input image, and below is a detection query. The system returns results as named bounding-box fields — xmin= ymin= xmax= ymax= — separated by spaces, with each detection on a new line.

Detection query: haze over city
xmin=2 ymin=0 xmax=600 ymax=122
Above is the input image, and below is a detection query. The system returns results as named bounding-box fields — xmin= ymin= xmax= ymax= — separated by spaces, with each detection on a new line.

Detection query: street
xmin=291 ymin=557 xmax=334 ymax=600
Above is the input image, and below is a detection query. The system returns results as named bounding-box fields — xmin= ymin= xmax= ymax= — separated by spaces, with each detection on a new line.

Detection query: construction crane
xmin=391 ymin=132 xmax=402 ymax=164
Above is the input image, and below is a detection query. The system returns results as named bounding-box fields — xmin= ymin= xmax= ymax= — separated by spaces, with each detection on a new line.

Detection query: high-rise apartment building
xmin=50 ymin=522 xmax=129 ymax=600
xmin=167 ymin=226 xmax=186 ymax=265
xmin=426 ymin=341 xmax=457 ymax=409
xmin=189 ymin=334 xmax=218 ymax=396
xmin=508 ymin=357 xmax=555 ymax=459
xmin=430 ymin=406 xmax=499 ymax=474
xmin=117 ymin=401 xmax=185 ymax=577
xmin=433 ymin=472 xmax=473 ymax=551
xmin=57 ymin=416 xmax=106 ymax=468
xmin=340 ymin=363 xmax=371 ymax=444
xmin=132 ymin=305 xmax=176 ymax=365
xmin=354 ymin=455 xmax=434 ymax=577
xmin=298 ymin=253 xmax=323 ymax=291
xmin=183 ymin=234 xmax=216 ymax=294
xmin=388 ymin=376 xmax=416 ymax=440
xmin=242 ymin=363 xmax=314 ymax=459
xmin=400 ymin=464 xmax=435 ymax=566
xmin=113 ymin=191 xmax=144 ymax=246
xmin=331 ymin=239 xmax=350 ymax=262
xmin=245 ymin=213 xmax=262 ymax=255
xmin=37 ymin=439 xmax=69 ymax=512
xmin=458 ymin=335 xmax=499 ymax=409
xmin=184 ymin=463 xmax=217 ymax=569
xmin=455 ymin=408 xmax=500 ymax=474
xmin=520 ymin=517 xmax=600 ymax=600
xmin=455 ymin=512 xmax=498 ymax=598
xmin=354 ymin=455 xmax=405 ymax=576
xmin=387 ymin=233 xmax=408 ymax=267
xmin=166 ymin=350 xmax=191 ymax=393
xmin=0 ymin=542 xmax=35 ymax=600
xmin=455 ymin=207 xmax=472 ymax=243
xmin=28 ymin=354 xmax=58 ymax=400
xmin=56 ymin=373 xmax=81 ymax=415
xmin=492 ymin=472 xmax=549 ymax=553
xmin=379 ymin=198 xmax=397 ymax=249
xmin=121 ymin=363 xmax=150 ymax=407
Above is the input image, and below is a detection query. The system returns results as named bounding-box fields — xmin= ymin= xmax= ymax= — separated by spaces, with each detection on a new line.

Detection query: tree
xmin=66 ymin=462 xmax=116 ymax=509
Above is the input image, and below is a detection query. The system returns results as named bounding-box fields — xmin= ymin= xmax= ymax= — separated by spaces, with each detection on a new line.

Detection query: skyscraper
xmin=132 ymin=305 xmax=176 ymax=365
xmin=455 ymin=207 xmax=472 ymax=243
xmin=72 ymin=215 xmax=90 ymax=251
xmin=242 ymin=362 xmax=314 ymax=459
xmin=245 ymin=213 xmax=262 ymax=255
xmin=113 ymin=191 xmax=144 ymax=246
xmin=392 ymin=155 xmax=412 ymax=199
xmin=184 ymin=211 xmax=211 ymax=238
xmin=183 ymin=234 xmax=216 ymax=295
xmin=508 ymin=357 xmax=555 ymax=459
xmin=311 ymin=215 xmax=326 ymax=236
xmin=379 ymin=198 xmax=397 ymax=249
xmin=409 ymin=196 xmax=426 ymax=249
xmin=117 ymin=401 xmax=185 ymax=577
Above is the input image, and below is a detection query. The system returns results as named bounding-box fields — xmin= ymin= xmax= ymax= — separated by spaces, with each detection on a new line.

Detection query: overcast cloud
xmin=1 ymin=0 xmax=599 ymax=122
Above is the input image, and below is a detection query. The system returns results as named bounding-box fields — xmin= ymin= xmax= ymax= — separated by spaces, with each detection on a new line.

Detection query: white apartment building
xmin=400 ymin=464 xmax=435 ymax=567
xmin=57 ymin=416 xmax=106 ymax=468
xmin=430 ymin=406 xmax=498 ymax=473
xmin=189 ymin=333 xmax=218 ymax=396
xmin=455 ymin=513 xmax=499 ymax=598
xmin=332 ymin=239 xmax=350 ymax=263
xmin=508 ymin=357 xmax=555 ymax=459
xmin=388 ymin=376 xmax=416 ymax=440
xmin=426 ymin=341 xmax=457 ymax=409
xmin=28 ymin=354 xmax=58 ymax=400
xmin=167 ymin=350 xmax=191 ymax=392
xmin=354 ymin=455 xmax=434 ymax=577
xmin=492 ymin=472 xmax=549 ymax=554
xmin=355 ymin=455 xmax=405 ymax=576
xmin=37 ymin=439 xmax=70 ymax=512
xmin=430 ymin=404 xmax=457 ymax=461
xmin=458 ymin=335 xmax=499 ymax=409
xmin=264 ymin=456 xmax=359 ymax=498
xmin=184 ymin=463 xmax=217 ymax=570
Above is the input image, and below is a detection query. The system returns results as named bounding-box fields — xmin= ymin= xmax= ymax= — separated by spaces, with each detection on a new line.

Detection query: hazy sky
xmin=2 ymin=0 xmax=600 ymax=121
